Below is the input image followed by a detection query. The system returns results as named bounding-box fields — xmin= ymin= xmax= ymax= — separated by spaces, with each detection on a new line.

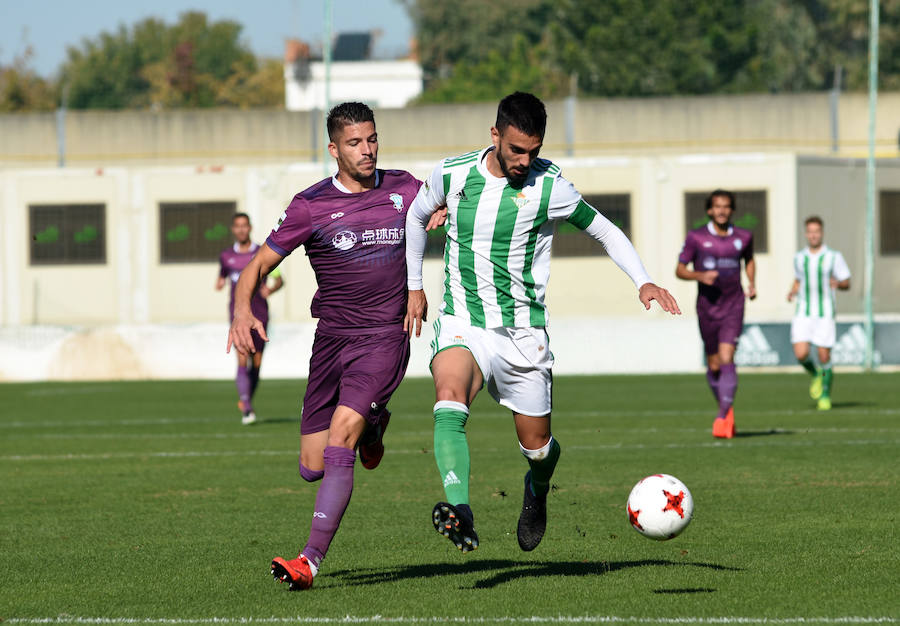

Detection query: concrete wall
xmin=796 ymin=156 xmax=900 ymax=314
xmin=3 ymin=92 xmax=899 ymax=168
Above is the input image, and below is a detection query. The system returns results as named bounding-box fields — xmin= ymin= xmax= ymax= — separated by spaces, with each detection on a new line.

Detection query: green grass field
xmin=1 ymin=373 xmax=898 ymax=624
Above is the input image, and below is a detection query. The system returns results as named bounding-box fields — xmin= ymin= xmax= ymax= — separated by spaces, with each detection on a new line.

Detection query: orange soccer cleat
xmin=271 ymin=554 xmax=314 ymax=591
xmin=712 ymin=407 xmax=736 ymax=439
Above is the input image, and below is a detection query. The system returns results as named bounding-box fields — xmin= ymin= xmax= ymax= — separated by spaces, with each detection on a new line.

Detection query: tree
xmin=404 ymin=0 xmax=900 ymax=102
xmin=60 ymin=11 xmax=279 ymax=109
xmin=0 ymin=46 xmax=57 ymax=112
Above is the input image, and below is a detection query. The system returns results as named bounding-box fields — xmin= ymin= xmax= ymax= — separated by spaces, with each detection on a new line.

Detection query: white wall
xmin=0 ymin=153 xmax=820 ymax=380
xmin=285 ymin=60 xmax=423 ymax=111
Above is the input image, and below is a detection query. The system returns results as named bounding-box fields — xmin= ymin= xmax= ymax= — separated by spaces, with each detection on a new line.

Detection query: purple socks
xmin=717 ymin=363 xmax=737 ymax=419
xmin=706 ymin=367 xmax=720 ymax=402
xmin=299 ymin=462 xmax=324 ymax=482
xmin=236 ymin=365 xmax=252 ymax=412
xmin=302 ymin=446 xmax=356 ymax=569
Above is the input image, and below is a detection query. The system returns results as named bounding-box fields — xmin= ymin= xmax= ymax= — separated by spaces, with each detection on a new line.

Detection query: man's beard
xmin=497 ymin=150 xmax=528 ymax=187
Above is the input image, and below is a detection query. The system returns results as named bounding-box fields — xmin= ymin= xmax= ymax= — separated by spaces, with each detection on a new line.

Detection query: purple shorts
xmin=300 ymin=329 xmax=410 ymax=435
xmin=698 ymin=314 xmax=743 ymax=356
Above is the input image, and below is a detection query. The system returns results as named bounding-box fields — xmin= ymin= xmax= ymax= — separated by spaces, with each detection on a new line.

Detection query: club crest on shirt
xmin=332 ymin=230 xmax=358 ymax=251
xmin=734 ymin=239 xmax=743 ymax=250
xmin=513 ymin=192 xmax=528 ymax=209
xmin=389 ymin=193 xmax=404 ymax=212
xmin=273 ymin=210 xmax=287 ymax=232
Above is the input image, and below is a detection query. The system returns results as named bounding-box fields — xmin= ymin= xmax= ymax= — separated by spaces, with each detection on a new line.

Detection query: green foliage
xmin=1 ymin=374 xmax=898 ymax=617
xmin=0 ymin=47 xmax=57 ymax=111
xmin=405 ymin=0 xmax=900 ymax=102
xmin=59 ymin=11 xmax=282 ymax=109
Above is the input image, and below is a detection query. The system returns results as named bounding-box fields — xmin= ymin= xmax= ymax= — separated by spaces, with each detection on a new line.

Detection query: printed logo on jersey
xmin=513 ymin=192 xmax=528 ymax=209
xmin=455 ymin=188 xmax=468 ymax=202
xmin=330 ymin=212 xmax=344 ymax=220
xmin=735 ymin=325 xmax=780 ymax=366
xmin=703 ymin=257 xmax=717 ymax=270
xmin=734 ymin=239 xmax=743 ymax=250
xmin=361 ymin=227 xmax=404 ymax=246
xmin=332 ymin=230 xmax=358 ymax=251
xmin=389 ymin=193 xmax=404 ymax=212
xmin=273 ymin=210 xmax=287 ymax=232
xmin=702 ymin=241 xmax=713 ymax=248
xmin=443 ymin=470 xmax=461 ymax=487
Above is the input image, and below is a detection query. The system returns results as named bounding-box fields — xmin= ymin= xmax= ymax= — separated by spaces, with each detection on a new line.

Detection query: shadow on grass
xmin=734 ymin=428 xmax=795 ymax=438
xmin=653 ymin=587 xmax=716 ymax=594
xmin=328 ymin=559 xmax=741 ymax=590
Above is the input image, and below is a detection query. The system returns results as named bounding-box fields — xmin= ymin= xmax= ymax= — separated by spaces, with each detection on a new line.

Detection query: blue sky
xmin=0 ymin=0 xmax=414 ymax=77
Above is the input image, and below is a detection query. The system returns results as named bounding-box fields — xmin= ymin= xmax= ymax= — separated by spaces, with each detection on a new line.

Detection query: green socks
xmin=822 ymin=363 xmax=834 ymax=397
xmin=800 ymin=358 xmax=818 ymax=376
xmin=433 ymin=401 xmax=470 ymax=506
xmin=520 ymin=436 xmax=561 ymax=497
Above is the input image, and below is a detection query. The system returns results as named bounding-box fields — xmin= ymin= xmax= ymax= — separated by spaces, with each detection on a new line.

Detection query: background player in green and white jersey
xmin=404 ymin=92 xmax=681 ymax=554
xmin=787 ymin=216 xmax=851 ymax=410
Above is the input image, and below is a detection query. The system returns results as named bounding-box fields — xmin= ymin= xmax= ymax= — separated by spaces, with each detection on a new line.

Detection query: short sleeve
xmin=266 ymin=195 xmax=313 ymax=257
xmin=546 ymin=174 xmax=583 ymax=222
xmin=832 ymin=251 xmax=851 ymax=281
xmin=678 ymin=233 xmax=696 ymax=265
xmin=218 ymin=251 xmax=229 ymax=278
xmin=742 ymin=233 xmax=754 ymax=261
xmin=421 ymin=162 xmax=448 ymax=209
xmin=794 ymin=254 xmax=804 ymax=280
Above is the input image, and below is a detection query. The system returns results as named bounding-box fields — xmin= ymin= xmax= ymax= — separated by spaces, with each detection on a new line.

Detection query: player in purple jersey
xmin=227 ymin=102 xmax=444 ymax=591
xmin=216 ymin=213 xmax=283 ymax=425
xmin=676 ymin=190 xmax=756 ymax=438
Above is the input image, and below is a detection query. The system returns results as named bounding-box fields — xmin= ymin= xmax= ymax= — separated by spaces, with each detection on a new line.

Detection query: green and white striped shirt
xmin=406 ymin=147 xmax=651 ymax=329
xmin=793 ymin=245 xmax=851 ymax=319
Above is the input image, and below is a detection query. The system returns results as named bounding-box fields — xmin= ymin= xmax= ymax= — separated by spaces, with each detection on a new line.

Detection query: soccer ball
xmin=626 ymin=474 xmax=693 ymax=540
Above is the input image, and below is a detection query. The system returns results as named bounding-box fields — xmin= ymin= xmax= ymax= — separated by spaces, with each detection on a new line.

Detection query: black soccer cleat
xmin=517 ymin=470 xmax=547 ymax=551
xmin=432 ymin=502 xmax=479 ymax=553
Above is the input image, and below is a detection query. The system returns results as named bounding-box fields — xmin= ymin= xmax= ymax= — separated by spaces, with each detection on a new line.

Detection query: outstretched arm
xmin=578 ymin=207 xmax=681 ymax=315
xmin=405 ymin=165 xmax=446 ymax=336
xmin=227 ymin=244 xmax=284 ymax=355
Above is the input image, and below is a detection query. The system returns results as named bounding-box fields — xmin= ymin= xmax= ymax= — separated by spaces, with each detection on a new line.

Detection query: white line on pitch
xmin=3 ymin=616 xmax=896 ymax=624
xmin=2 ymin=438 xmax=898 ymax=463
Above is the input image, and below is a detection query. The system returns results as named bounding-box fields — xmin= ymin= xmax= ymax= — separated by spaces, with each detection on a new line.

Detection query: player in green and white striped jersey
xmin=404 ymin=92 xmax=681 ymax=554
xmin=787 ymin=216 xmax=851 ymax=410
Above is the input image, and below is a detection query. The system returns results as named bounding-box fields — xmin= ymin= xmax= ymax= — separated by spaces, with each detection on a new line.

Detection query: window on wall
xmin=880 ymin=190 xmax=900 ymax=255
xmin=30 ymin=204 xmax=106 ymax=265
xmin=552 ymin=193 xmax=631 ymax=257
xmin=160 ymin=201 xmax=237 ymax=263
xmin=684 ymin=190 xmax=768 ymax=253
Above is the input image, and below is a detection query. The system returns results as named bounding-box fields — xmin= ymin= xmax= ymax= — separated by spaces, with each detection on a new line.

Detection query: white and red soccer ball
xmin=627 ymin=474 xmax=693 ymax=540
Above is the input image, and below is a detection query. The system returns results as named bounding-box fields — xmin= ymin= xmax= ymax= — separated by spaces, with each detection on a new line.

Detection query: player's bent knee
xmin=299 ymin=462 xmax=324 ymax=482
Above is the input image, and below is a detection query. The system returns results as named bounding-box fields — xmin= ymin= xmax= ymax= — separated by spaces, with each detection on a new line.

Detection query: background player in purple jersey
xmin=227 ymin=102 xmax=444 ymax=591
xmin=676 ymin=189 xmax=756 ymax=439
xmin=216 ymin=213 xmax=283 ymax=425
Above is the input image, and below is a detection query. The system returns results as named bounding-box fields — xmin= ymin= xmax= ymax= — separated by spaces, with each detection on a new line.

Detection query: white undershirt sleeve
xmin=547 ymin=175 xmax=653 ymax=289
xmin=582 ymin=212 xmax=653 ymax=289
xmin=405 ymin=163 xmax=445 ymax=290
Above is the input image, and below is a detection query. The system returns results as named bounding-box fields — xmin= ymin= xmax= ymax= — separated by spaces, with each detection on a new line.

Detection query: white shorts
xmin=791 ymin=316 xmax=836 ymax=348
xmin=430 ymin=314 xmax=554 ymax=416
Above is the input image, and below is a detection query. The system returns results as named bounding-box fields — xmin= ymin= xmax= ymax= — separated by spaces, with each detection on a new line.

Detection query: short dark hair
xmin=495 ymin=92 xmax=547 ymax=139
xmin=706 ymin=189 xmax=736 ymax=211
xmin=232 ymin=212 xmax=250 ymax=224
xmin=327 ymin=102 xmax=375 ymax=141
xmin=805 ymin=215 xmax=823 ymax=227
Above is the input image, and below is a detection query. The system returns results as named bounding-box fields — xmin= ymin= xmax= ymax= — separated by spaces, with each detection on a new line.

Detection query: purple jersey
xmin=678 ymin=222 xmax=753 ymax=319
xmin=219 ymin=242 xmax=269 ymax=322
xmin=266 ymin=169 xmax=421 ymax=334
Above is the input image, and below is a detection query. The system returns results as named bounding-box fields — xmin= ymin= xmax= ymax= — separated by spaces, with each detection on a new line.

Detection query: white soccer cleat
xmin=241 ymin=411 xmax=257 ymax=426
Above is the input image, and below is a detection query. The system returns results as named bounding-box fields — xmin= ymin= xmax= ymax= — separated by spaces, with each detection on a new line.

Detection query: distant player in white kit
xmin=787 ymin=216 xmax=850 ymax=410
